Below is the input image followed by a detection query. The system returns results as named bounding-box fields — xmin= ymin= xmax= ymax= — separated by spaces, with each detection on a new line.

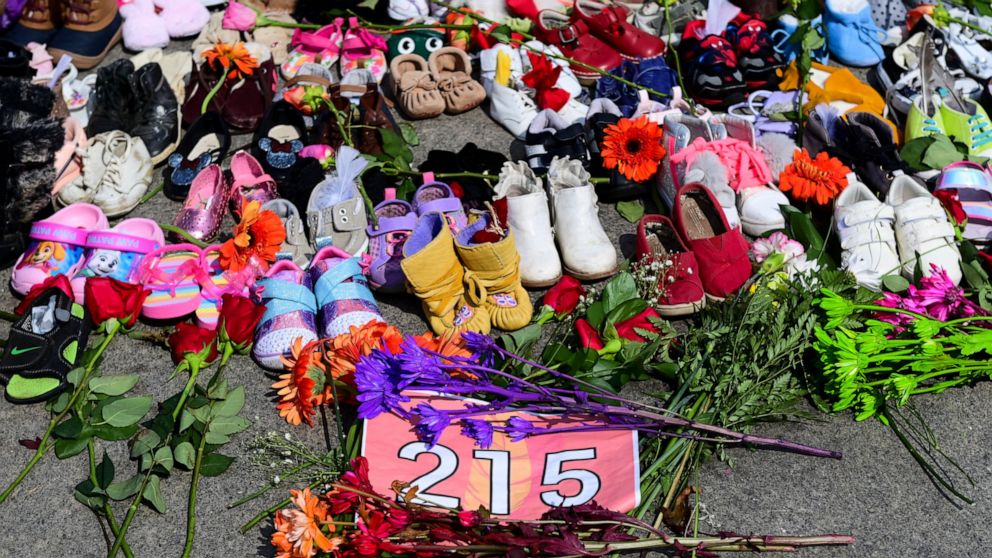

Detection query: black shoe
xmin=418 ymin=143 xmax=503 ymax=209
xmin=525 ymin=109 xmax=589 ymax=174
xmin=843 ymin=111 xmax=908 ymax=197
xmin=0 ymin=288 xmax=92 ymax=404
xmin=164 ymin=111 xmax=230 ymax=201
xmin=251 ymin=100 xmax=306 ymax=185
xmin=679 ymin=22 xmax=747 ymax=109
xmin=585 ymin=98 xmax=643 ymax=202
xmin=87 ymin=58 xmax=136 ymax=135
xmin=279 ymin=156 xmax=326 ymax=222
xmin=0 ymin=41 xmax=30 ymax=78
xmin=724 ymin=14 xmax=784 ymax=90
xmin=131 ymin=62 xmax=179 ymax=165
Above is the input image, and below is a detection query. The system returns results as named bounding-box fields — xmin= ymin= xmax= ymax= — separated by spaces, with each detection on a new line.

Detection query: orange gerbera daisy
xmin=601 ymin=116 xmax=666 ymax=183
xmin=778 ymin=149 xmax=851 ymax=206
xmin=273 ymin=338 xmax=324 ymax=426
xmin=317 ymin=321 xmax=403 ymax=405
xmin=271 ymin=487 xmax=339 ymax=558
xmin=220 ymin=199 xmax=285 ymax=273
xmin=413 ymin=331 xmax=475 ymax=379
xmin=202 ymin=41 xmax=259 ymax=79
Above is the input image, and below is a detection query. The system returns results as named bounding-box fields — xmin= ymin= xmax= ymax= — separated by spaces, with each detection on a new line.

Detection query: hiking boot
xmin=4 ymin=0 xmax=57 ymax=46
xmin=49 ymin=0 xmax=124 ymax=70
xmin=131 ymin=62 xmax=179 ymax=165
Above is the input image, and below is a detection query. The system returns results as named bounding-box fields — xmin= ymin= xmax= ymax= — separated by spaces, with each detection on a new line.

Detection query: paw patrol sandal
xmin=70 ymin=218 xmax=165 ymax=302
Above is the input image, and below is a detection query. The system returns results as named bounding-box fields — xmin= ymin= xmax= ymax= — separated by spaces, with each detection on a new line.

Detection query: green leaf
xmin=97 ymin=451 xmax=115 ymax=489
xmin=213 ymin=386 xmax=246 ymax=418
xmin=107 ymin=474 xmax=142 ymax=501
xmin=101 ymin=396 xmax=153 ymax=428
xmin=200 ymin=453 xmax=234 ymax=477
xmin=48 ymin=392 xmax=70 ymax=414
xmin=74 ymin=479 xmax=105 ymax=510
xmin=89 ymin=375 xmax=140 ymax=396
xmin=963 ymin=260 xmax=988 ymax=290
xmin=142 ymin=475 xmax=166 ymax=513
xmin=174 ymin=442 xmax=195 ymax=469
xmin=130 ymin=430 xmax=161 ymax=459
xmin=604 ymin=299 xmax=648 ymax=326
xmin=153 ymin=446 xmax=174 ymax=473
xmin=207 ymin=379 xmax=228 ymax=400
xmin=602 ymin=273 xmax=638 ymax=314
xmin=93 ymin=423 xmax=138 ymax=441
xmin=190 ymin=405 xmax=213 ymax=425
xmin=922 ymin=135 xmax=965 ymax=169
xmin=205 ymin=431 xmax=230 ymax=445
xmin=784 ymin=208 xmax=833 ymax=267
xmin=179 ymin=410 xmax=196 ymax=433
xmin=208 ymin=416 xmax=251 ymax=436
xmin=498 ymin=323 xmax=542 ymax=356
xmin=899 ymin=136 xmax=936 ymax=171
xmin=66 ymin=367 xmax=85 ymax=388
xmin=379 ymin=128 xmax=413 ymax=169
xmin=586 ymin=301 xmax=606 ymax=330
xmin=881 ymin=275 xmax=910 ymax=293
xmin=55 ymin=435 xmax=89 ymax=459
xmin=399 ymin=121 xmax=420 ymax=147
xmin=54 ymin=415 xmax=83 ymax=439
xmin=615 ymin=200 xmax=645 ymax=223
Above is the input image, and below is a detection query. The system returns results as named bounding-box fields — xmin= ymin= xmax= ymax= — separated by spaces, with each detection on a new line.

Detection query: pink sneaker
xmin=340 ymin=17 xmax=388 ymax=83
xmin=11 ymin=203 xmax=108 ymax=296
xmin=253 ymin=260 xmax=319 ymax=369
xmin=229 ymin=151 xmax=278 ymax=215
xmin=173 ymin=164 xmax=229 ymax=242
xmin=282 ymin=18 xmax=345 ymax=79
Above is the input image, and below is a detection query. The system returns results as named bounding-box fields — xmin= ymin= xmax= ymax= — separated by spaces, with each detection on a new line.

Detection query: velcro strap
xmin=896 ymin=198 xmax=945 ymax=223
xmin=417 ymin=197 xmax=463 ymax=216
xmin=842 ymin=205 xmax=894 ymax=227
xmin=85 ymin=232 xmax=160 ymax=254
xmin=258 ymin=280 xmax=316 ymax=312
xmin=313 ymin=259 xmax=376 ymax=306
xmin=368 ymin=213 xmax=416 ymax=237
xmin=839 ymin=223 xmax=896 ymax=250
xmin=29 ymin=222 xmax=88 ymax=246
xmin=901 ymin=220 xmax=956 ymax=241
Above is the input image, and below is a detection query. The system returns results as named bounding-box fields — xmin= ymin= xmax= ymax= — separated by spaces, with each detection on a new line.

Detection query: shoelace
xmin=922 ymin=116 xmax=942 ymax=134
xmin=838 ymin=19 xmax=886 ymax=55
xmin=968 ymin=113 xmax=992 ymax=149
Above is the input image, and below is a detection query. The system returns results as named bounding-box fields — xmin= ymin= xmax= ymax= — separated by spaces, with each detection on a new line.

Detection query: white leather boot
xmin=546 ymin=156 xmax=618 ymax=280
xmin=493 ymin=161 xmax=561 ymax=288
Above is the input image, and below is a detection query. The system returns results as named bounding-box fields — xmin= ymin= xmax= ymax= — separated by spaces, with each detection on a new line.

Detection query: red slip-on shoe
xmin=636 ymin=215 xmax=706 ymax=316
xmin=572 ymin=0 xmax=665 ymax=61
xmin=534 ymin=9 xmax=623 ymax=79
xmin=673 ymin=183 xmax=751 ymax=301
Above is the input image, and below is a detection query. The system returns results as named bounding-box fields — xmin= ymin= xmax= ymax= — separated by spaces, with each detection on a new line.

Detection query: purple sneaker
xmin=412 ymin=178 xmax=467 ymax=232
xmin=307 ymin=246 xmax=383 ymax=338
xmin=253 ymin=260 xmax=318 ymax=369
xmin=367 ymin=198 xmax=417 ymax=293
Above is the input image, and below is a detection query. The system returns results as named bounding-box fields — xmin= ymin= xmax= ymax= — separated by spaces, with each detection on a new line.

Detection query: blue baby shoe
xmin=594 ymin=58 xmax=677 ymax=118
xmin=823 ymin=0 xmax=886 ymax=67
xmin=773 ymin=15 xmax=829 ymax=64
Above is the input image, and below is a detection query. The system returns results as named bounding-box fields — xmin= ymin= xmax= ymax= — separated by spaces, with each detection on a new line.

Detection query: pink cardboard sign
xmin=361 ymin=392 xmax=640 ymax=519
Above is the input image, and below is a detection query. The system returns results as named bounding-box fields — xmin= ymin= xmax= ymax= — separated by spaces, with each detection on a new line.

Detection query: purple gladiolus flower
xmin=355 ymin=351 xmax=409 ymax=419
xmin=504 ymin=416 xmax=538 ymax=442
xmin=413 ymin=404 xmax=451 ymax=448
xmin=460 ymin=419 xmax=494 ymax=449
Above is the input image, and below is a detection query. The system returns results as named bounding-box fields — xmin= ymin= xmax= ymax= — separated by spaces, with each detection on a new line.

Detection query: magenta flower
xmin=222 ymin=1 xmax=257 ymax=31
xmin=910 ymin=265 xmax=984 ymax=321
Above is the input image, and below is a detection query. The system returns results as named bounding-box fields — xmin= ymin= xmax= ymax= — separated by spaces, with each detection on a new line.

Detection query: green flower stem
xmin=227 ymin=459 xmax=326 ymax=509
xmin=200 ymin=76 xmax=227 ymax=115
xmin=138 ymin=184 xmax=163 ymax=205
xmin=257 ymin=17 xmax=320 ymax=30
xmin=87 ymin=441 xmax=134 ymax=558
xmin=172 ymin=361 xmax=202 ymax=422
xmin=384 ymin=167 xmax=611 ymax=185
xmin=108 ymin=473 xmax=152 ymax=558
xmin=180 ymin=432 xmax=208 ymax=558
xmin=0 ymin=320 xmax=121 ymax=504
xmin=240 ymin=478 xmax=324 ymax=533
xmin=0 ymin=310 xmax=18 ymax=322
xmin=158 ymin=225 xmax=209 ymax=248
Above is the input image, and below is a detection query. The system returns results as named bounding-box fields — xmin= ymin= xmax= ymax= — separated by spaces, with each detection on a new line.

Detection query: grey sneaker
xmin=262 ymin=199 xmax=312 ymax=268
xmin=306 ymin=159 xmax=369 ymax=257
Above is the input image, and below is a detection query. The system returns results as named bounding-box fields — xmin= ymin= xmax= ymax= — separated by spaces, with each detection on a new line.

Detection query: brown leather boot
xmin=48 ymin=0 xmax=123 ymax=70
xmin=4 ymin=0 xmax=58 ymax=46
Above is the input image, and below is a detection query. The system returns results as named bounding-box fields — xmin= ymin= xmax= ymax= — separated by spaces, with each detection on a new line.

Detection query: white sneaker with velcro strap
xmin=886 ymin=175 xmax=963 ymax=284
xmin=834 ymin=174 xmax=900 ymax=290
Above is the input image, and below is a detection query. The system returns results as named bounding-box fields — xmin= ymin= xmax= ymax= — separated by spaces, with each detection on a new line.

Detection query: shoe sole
xmin=563 ymin=263 xmax=619 ymax=282
xmin=740 ymin=217 xmax=786 ymax=237
xmin=656 ymin=297 xmax=706 ymax=317
xmin=49 ymin=25 xmax=123 ymax=71
xmin=522 ymin=275 xmax=563 ymax=289
xmin=705 ymin=293 xmax=726 ymax=303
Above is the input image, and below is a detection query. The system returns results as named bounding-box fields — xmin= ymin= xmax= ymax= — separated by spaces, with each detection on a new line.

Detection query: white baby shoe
xmin=887 ymin=175 xmax=962 ymax=284
xmin=834 ymin=174 xmax=900 ymax=290
xmin=493 ymin=161 xmax=561 ymax=288
xmin=546 ymin=156 xmax=618 ymax=281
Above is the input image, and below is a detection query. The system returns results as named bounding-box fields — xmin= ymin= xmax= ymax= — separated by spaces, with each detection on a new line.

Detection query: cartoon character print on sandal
xmin=166 ymin=152 xmax=212 ymax=189
xmin=16 ymin=240 xmax=79 ymax=275
xmin=257 ymin=137 xmax=304 ymax=170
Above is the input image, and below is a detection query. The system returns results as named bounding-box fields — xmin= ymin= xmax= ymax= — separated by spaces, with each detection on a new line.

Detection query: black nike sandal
xmin=0 ymin=288 xmax=92 ymax=404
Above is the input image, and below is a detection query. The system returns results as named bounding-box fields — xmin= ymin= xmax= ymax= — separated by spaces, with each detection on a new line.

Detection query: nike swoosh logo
xmin=10 ymin=346 xmax=39 ymax=356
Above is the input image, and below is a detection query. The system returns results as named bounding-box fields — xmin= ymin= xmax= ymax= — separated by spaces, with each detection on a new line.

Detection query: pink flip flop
xmin=136 ymin=244 xmax=206 ymax=320
xmin=282 ymin=18 xmax=345 ymax=79
xmin=70 ymin=218 xmax=165 ymax=303
xmin=193 ymin=245 xmax=255 ymax=329
xmin=11 ymin=203 xmax=108 ymax=296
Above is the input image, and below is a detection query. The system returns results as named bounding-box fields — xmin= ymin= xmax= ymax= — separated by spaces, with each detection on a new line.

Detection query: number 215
xmin=397 ymin=442 xmax=602 ymax=515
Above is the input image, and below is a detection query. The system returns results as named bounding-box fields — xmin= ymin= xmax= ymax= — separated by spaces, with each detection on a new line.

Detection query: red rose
xmin=457 ymin=510 xmax=481 ymax=528
xmin=934 ymin=189 xmax=967 ymax=225
xmin=218 ymin=293 xmax=265 ymax=348
xmin=575 ymin=318 xmax=604 ymax=350
xmin=14 ymin=274 xmax=74 ymax=315
xmin=168 ymin=322 xmax=219 ymax=366
xmin=544 ymin=276 xmax=585 ymax=316
xmin=615 ymin=308 xmax=663 ymax=343
xmin=84 ymin=277 xmax=149 ymax=327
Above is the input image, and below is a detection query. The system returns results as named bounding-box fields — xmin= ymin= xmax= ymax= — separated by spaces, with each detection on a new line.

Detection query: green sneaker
xmin=939 ymin=95 xmax=992 ymax=157
xmin=905 ymin=94 xmax=945 ymax=143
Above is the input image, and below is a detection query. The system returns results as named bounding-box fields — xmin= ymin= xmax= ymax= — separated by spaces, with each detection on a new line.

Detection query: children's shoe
xmin=152 ymin=0 xmax=210 ymax=39
xmin=772 ymin=15 xmax=828 ymax=64
xmin=533 ymin=9 xmax=623 ymax=79
xmin=724 ymin=13 xmax=784 ymax=89
xmin=493 ymin=161 xmax=562 ymax=288
xmin=340 ymin=17 xmax=388 ymax=83
xmin=935 ymin=161 xmax=992 ymax=247
xmin=307 ymin=245 xmax=382 ymax=338
xmin=887 ymin=175 xmax=962 ymax=284
xmin=306 ymin=146 xmax=370 ymax=256
xmin=58 ymin=130 xmax=153 ymax=218
xmin=480 ymin=43 xmax=524 ymax=93
xmin=52 ymin=117 xmax=87 ymax=198
xmin=389 ymin=53 xmax=445 ymax=119
xmin=673 ymin=183 xmax=750 ymax=300
xmin=833 ymin=175 xmax=899 ymax=290
xmin=585 ymin=98 xmax=642 ymax=201
xmin=367 ymin=198 xmax=417 ymax=293
xmin=488 ymin=78 xmax=539 ymax=140
xmin=387 ymin=28 xmax=445 ymax=63
xmin=636 ymin=214 xmax=705 ymax=316
xmin=657 ymin=113 xmax=727 ymax=209
xmin=843 ymin=111 xmax=905 ymax=196
xmin=251 ymin=101 xmax=306 ymax=184
xmin=11 ymin=203 xmax=108 ymax=295
xmin=946 ymin=20 xmax=992 ymax=80
xmin=547 ymin=156 xmax=617 ymax=281
xmin=282 ymin=18 xmax=344 ymax=79
xmin=0 ymin=287 xmax=91 ymax=403
xmin=454 ymin=213 xmax=533 ymax=332
xmin=229 ymin=151 xmax=278 ymax=214
xmin=572 ymin=0 xmax=665 ymax=61
xmin=164 ymin=111 xmax=230 ymax=201
xmin=525 ymin=109 xmax=590 ymax=174
xmin=70 ymin=218 xmax=164 ymax=302
xmin=823 ymin=0 xmax=885 ymax=67
xmin=254 ymin=260 xmax=318 ymax=369
xmin=412 ymin=179 xmax=467 ymax=232
xmin=263 ymin=199 xmax=312 ymax=268
xmin=428 ymin=47 xmax=486 ymax=114
xmin=940 ymin=94 xmax=992 ymax=158
xmin=47 ymin=0 xmax=123 ymax=70
xmin=120 ymin=0 xmax=169 ymax=51
xmin=402 ymin=212 xmax=490 ymax=335
xmin=679 ymin=20 xmax=746 ymax=109
xmin=173 ymin=164 xmax=228 ymax=242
